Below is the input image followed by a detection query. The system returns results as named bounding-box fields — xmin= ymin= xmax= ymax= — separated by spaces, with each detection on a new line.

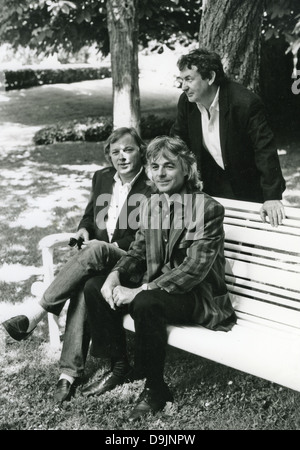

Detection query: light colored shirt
xmin=196 ymin=87 xmax=224 ymax=169
xmin=106 ymin=168 xmax=143 ymax=242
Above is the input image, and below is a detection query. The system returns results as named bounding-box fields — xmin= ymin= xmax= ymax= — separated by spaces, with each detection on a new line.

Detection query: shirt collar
xmin=196 ymin=86 xmax=220 ymax=114
xmin=159 ymin=186 xmax=188 ymax=208
xmin=210 ymin=86 xmax=220 ymax=112
xmin=113 ymin=167 xmax=143 ymax=188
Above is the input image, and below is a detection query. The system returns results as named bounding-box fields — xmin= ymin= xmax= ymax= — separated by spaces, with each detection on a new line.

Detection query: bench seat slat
xmin=123 ymin=314 xmax=300 ymax=392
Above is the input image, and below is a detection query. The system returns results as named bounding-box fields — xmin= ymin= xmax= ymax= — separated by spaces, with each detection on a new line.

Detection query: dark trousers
xmin=84 ymin=277 xmax=196 ymax=387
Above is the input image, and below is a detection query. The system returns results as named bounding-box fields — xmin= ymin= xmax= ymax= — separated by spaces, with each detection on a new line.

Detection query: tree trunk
xmin=106 ymin=0 xmax=140 ymax=132
xmin=199 ymin=0 xmax=264 ymax=93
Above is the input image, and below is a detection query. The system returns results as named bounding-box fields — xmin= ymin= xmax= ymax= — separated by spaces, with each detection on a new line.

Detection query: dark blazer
xmin=114 ymin=191 xmax=236 ymax=331
xmin=170 ymin=80 xmax=285 ymax=203
xmin=77 ymin=167 xmax=152 ymax=250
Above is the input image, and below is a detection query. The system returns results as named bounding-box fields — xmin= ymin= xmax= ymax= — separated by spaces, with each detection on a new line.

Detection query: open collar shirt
xmin=106 ymin=167 xmax=143 ymax=242
xmin=196 ymin=87 xmax=224 ymax=169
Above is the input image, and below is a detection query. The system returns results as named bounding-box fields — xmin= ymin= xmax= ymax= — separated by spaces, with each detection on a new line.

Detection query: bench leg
xmin=41 ymin=247 xmax=61 ymax=348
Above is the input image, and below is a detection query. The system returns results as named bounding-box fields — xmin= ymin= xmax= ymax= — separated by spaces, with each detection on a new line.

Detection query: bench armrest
xmin=38 ymin=232 xmax=74 ymax=250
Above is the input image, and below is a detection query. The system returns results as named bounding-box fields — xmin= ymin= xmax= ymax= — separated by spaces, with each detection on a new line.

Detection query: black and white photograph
xmin=0 ymin=0 xmax=299 ymax=432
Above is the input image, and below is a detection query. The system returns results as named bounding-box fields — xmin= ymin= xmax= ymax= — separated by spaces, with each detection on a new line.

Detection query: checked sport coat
xmin=113 ymin=190 xmax=236 ymax=331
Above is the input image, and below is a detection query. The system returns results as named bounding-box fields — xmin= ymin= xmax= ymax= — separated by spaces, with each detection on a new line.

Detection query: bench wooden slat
xmin=225 ymin=274 xmax=300 ymax=301
xmin=230 ymin=294 xmax=300 ymax=329
xmin=225 ymin=242 xmax=300 ymax=264
xmin=228 ymin=284 xmax=300 ymax=310
xmin=224 ymin=224 xmax=300 ymax=253
xmin=225 ymin=258 xmax=300 ymax=291
xmin=225 ymin=249 xmax=300 ymax=272
xmin=223 ymin=211 xmax=300 ymax=229
xmin=224 ymin=217 xmax=300 ymax=236
xmin=235 ymin=312 xmax=300 ymax=336
xmin=216 ymin=197 xmax=300 ymax=220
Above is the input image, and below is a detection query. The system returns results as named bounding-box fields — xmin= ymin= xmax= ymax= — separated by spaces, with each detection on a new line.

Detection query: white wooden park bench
xmin=33 ymin=198 xmax=300 ymax=392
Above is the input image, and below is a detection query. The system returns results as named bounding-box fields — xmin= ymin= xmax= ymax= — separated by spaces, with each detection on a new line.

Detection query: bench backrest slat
xmin=214 ymin=198 xmax=300 ymax=332
xmin=225 ymin=274 xmax=300 ymax=302
xmin=224 ymin=249 xmax=300 ymax=272
xmin=227 ymin=283 xmax=300 ymax=309
xmin=224 ymin=224 xmax=300 ymax=253
xmin=230 ymin=293 xmax=300 ymax=329
xmin=225 ymin=242 xmax=300 ymax=264
xmin=225 ymin=258 xmax=300 ymax=291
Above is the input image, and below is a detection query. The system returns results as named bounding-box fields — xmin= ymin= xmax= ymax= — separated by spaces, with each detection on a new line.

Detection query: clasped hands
xmin=100 ymin=271 xmax=141 ymax=310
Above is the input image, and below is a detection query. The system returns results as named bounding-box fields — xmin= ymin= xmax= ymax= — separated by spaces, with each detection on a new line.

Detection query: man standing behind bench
xmin=82 ymin=135 xmax=236 ymax=421
xmin=170 ymin=48 xmax=286 ymax=227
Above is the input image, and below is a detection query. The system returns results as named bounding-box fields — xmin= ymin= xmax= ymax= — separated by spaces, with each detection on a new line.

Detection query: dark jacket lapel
xmin=219 ymin=81 xmax=230 ymax=166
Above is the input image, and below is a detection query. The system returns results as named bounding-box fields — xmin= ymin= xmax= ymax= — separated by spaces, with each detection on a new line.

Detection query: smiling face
xmin=109 ymin=133 xmax=142 ymax=183
xmin=149 ymin=150 xmax=187 ymax=195
xmin=179 ymin=65 xmax=213 ymax=104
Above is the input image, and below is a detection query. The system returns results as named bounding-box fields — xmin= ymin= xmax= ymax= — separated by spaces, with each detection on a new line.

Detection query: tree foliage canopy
xmin=0 ymin=0 xmax=298 ymax=69
xmin=0 ymin=0 xmax=202 ymax=56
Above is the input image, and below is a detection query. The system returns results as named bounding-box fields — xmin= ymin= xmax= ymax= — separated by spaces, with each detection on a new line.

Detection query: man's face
xmin=109 ymin=133 xmax=142 ymax=182
xmin=179 ymin=65 xmax=210 ymax=103
xmin=149 ymin=151 xmax=187 ymax=195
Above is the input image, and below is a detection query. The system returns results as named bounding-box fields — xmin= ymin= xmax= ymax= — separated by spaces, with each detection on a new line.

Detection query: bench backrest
xmin=215 ymin=198 xmax=300 ymax=335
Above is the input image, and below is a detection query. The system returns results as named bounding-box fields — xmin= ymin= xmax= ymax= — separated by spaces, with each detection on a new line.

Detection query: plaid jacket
xmin=113 ymin=191 xmax=236 ymax=331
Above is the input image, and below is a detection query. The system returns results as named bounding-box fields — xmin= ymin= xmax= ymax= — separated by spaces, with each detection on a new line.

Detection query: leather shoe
xmin=129 ymin=384 xmax=173 ymax=421
xmin=2 ymin=315 xmax=35 ymax=341
xmin=82 ymin=368 xmax=133 ymax=397
xmin=54 ymin=379 xmax=77 ymax=403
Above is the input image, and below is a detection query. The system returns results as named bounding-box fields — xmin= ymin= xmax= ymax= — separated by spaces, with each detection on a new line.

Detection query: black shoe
xmin=129 ymin=383 xmax=173 ymax=421
xmin=54 ymin=379 xmax=78 ymax=403
xmin=82 ymin=367 xmax=133 ymax=397
xmin=2 ymin=315 xmax=35 ymax=341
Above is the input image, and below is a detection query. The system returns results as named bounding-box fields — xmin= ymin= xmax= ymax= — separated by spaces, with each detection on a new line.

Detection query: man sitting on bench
xmin=81 ymin=135 xmax=237 ymax=421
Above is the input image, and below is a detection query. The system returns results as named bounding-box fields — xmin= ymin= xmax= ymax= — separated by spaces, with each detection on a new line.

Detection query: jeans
xmin=40 ymin=241 xmax=125 ymax=377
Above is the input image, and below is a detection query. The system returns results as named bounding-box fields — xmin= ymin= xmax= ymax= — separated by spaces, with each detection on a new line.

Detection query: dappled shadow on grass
xmin=1 ymin=333 xmax=300 ymax=430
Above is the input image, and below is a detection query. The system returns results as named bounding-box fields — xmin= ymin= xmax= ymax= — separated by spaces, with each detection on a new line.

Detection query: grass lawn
xmin=0 ymin=74 xmax=300 ymax=430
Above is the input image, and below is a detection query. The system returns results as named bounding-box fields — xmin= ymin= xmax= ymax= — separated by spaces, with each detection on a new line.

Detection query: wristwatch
xmin=141 ymin=283 xmax=148 ymax=290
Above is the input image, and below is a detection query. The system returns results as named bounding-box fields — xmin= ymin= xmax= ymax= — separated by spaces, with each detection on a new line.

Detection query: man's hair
xmin=146 ymin=135 xmax=203 ymax=192
xmin=177 ymin=48 xmax=225 ymax=86
xmin=104 ymin=127 xmax=147 ymax=165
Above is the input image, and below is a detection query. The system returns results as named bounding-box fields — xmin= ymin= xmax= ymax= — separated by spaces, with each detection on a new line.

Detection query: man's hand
xmin=101 ymin=272 xmax=121 ymax=310
xmin=75 ymin=228 xmax=89 ymax=245
xmin=112 ymin=286 xmax=142 ymax=308
xmin=259 ymin=200 xmax=285 ymax=227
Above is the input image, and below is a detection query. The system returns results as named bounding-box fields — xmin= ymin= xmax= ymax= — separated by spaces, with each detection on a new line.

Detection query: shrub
xmin=4 ymin=64 xmax=111 ymax=91
xmin=33 ymin=114 xmax=174 ymax=145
